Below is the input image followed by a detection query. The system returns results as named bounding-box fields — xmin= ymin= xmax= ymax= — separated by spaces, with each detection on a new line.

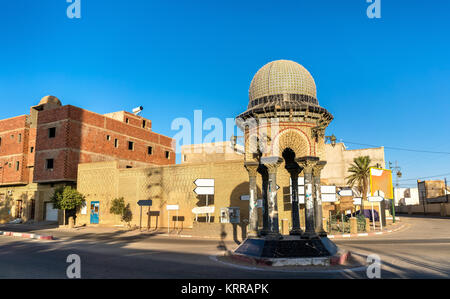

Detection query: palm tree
xmin=346 ymin=156 xmax=373 ymax=212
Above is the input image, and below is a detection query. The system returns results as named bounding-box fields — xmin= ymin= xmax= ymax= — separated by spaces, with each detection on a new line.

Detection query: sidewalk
xmin=327 ymin=221 xmax=406 ymax=239
xmin=0 ymin=220 xmax=408 ymax=242
xmin=0 ymin=222 xmax=205 ymax=242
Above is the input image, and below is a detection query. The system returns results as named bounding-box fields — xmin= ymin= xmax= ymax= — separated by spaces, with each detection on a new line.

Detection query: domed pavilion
xmin=236 ymin=59 xmax=334 ymax=241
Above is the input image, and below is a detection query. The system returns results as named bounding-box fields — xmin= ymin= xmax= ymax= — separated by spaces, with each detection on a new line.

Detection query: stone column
xmin=285 ymin=163 xmax=303 ymax=235
xmin=296 ymin=156 xmax=319 ymax=239
xmin=258 ymin=165 xmax=269 ymax=236
xmin=245 ymin=162 xmax=259 ymax=237
xmin=313 ymin=161 xmax=327 ymax=237
xmin=260 ymin=156 xmax=283 ymax=239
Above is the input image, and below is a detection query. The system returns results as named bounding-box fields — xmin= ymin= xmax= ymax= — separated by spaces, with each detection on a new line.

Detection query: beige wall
xmin=0 ymin=183 xmax=62 ymax=224
xmin=181 ymin=141 xmax=244 ymax=164
xmin=182 ymin=141 xmax=385 ymax=187
xmin=322 ymin=143 xmax=385 ymax=186
xmin=77 ymin=160 xmax=252 ymax=229
xmin=76 ymin=159 xmax=328 ymax=231
xmin=75 ymin=142 xmax=387 ymax=232
xmin=397 ymin=202 xmax=450 ymax=216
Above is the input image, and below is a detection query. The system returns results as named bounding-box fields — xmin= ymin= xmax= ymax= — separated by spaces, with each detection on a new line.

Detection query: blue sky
xmin=1 ymin=0 xmax=449 ymax=186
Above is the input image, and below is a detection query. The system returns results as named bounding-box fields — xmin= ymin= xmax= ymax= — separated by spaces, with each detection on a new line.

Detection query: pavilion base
xmin=231 ymin=235 xmax=349 ymax=266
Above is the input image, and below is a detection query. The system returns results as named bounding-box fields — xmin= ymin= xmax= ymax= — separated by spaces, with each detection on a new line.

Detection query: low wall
xmin=396 ymin=203 xmax=450 ymax=216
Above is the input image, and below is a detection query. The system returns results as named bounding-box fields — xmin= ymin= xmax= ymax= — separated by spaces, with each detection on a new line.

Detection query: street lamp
xmin=389 ymin=161 xmax=402 ymax=223
xmin=325 ymin=134 xmax=337 ymax=147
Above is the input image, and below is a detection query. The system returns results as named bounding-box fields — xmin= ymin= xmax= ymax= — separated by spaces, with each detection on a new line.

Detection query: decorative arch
xmin=271 ymin=128 xmax=311 ymax=157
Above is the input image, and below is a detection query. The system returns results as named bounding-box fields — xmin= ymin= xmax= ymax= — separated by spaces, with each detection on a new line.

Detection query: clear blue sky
xmin=1 ymin=0 xmax=449 ymax=186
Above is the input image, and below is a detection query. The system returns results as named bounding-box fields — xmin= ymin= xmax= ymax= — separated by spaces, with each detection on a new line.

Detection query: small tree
xmin=110 ymin=197 xmax=126 ymax=216
xmin=51 ymin=186 xmax=86 ymax=225
xmin=110 ymin=197 xmax=132 ymax=227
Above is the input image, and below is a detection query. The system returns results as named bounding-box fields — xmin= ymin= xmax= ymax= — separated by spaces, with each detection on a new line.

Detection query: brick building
xmin=0 ymin=95 xmax=175 ymax=223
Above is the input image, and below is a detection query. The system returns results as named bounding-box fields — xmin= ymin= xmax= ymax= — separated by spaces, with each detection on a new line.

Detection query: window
xmin=183 ymin=155 xmax=187 ymax=162
xmin=16 ymin=161 xmax=19 ymax=171
xmin=126 ymin=165 xmax=132 ymax=169
xmin=106 ymin=135 xmax=111 ymax=141
xmin=142 ymin=120 xmax=146 ymax=128
xmin=48 ymin=127 xmax=56 ymax=138
xmin=147 ymin=146 xmax=153 ymax=155
xmin=30 ymin=147 xmax=34 ymax=153
xmin=46 ymin=159 xmax=54 ymax=170
xmin=0 ymin=137 xmax=2 ymax=147
xmin=125 ymin=118 xmax=129 ymax=124
xmin=128 ymin=141 xmax=134 ymax=151
xmin=114 ymin=139 xmax=119 ymax=148
xmin=165 ymin=151 xmax=170 ymax=159
xmin=18 ymin=134 xmax=22 ymax=143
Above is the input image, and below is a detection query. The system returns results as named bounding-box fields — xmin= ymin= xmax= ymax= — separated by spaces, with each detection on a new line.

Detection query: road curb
xmin=158 ymin=223 xmax=405 ymax=241
xmin=228 ymin=250 xmax=351 ymax=267
xmin=327 ymin=223 xmax=406 ymax=239
xmin=0 ymin=231 xmax=53 ymax=241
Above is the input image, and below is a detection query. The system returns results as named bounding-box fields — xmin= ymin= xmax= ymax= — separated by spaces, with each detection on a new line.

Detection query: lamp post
xmin=389 ymin=161 xmax=401 ymax=223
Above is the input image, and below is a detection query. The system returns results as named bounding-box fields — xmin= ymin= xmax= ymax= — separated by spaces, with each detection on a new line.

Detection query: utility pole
xmin=445 ymin=178 xmax=449 ymax=204
xmin=389 ymin=161 xmax=401 ymax=223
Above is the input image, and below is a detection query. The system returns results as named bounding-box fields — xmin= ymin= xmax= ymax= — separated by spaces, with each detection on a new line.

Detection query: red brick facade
xmin=0 ymin=115 xmax=35 ymax=185
xmin=0 ymin=98 xmax=175 ymax=185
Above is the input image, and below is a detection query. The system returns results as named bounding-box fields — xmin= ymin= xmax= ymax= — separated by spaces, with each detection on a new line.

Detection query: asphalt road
xmin=0 ymin=215 xmax=449 ymax=279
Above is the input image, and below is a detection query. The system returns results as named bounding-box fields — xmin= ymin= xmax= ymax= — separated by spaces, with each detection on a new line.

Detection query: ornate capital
xmin=244 ymin=161 xmax=259 ymax=177
xmin=313 ymin=161 xmax=327 ymax=176
xmin=296 ymin=156 xmax=320 ymax=174
xmin=261 ymin=156 xmax=283 ymax=174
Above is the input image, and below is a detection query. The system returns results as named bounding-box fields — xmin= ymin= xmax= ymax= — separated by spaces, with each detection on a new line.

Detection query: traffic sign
xmin=240 ymin=195 xmax=250 ymax=201
xmin=299 ymin=195 xmax=305 ymax=204
xmin=368 ymin=196 xmax=384 ymax=202
xmin=194 ymin=186 xmax=214 ymax=195
xmin=321 ymin=193 xmax=337 ymax=202
xmin=194 ymin=178 xmax=215 ymax=195
xmin=192 ymin=206 xmax=215 ymax=214
xmin=166 ymin=204 xmax=179 ymax=211
xmin=194 ymin=179 xmax=214 ymax=187
xmin=137 ymin=200 xmax=152 ymax=206
xmin=321 ymin=185 xmax=336 ymax=194
xmin=339 ymin=189 xmax=353 ymax=197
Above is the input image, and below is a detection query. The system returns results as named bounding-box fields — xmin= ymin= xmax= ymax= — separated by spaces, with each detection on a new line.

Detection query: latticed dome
xmin=237 ymin=59 xmax=332 ymax=124
xmin=248 ymin=60 xmax=317 ymax=108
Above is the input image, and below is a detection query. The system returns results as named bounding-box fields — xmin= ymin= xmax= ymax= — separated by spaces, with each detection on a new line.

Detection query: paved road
xmin=0 ymin=215 xmax=449 ymax=278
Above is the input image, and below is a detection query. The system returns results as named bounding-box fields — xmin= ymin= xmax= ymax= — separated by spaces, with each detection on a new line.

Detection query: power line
xmin=397 ymin=172 xmax=450 ymax=182
xmin=342 ymin=141 xmax=450 ymax=155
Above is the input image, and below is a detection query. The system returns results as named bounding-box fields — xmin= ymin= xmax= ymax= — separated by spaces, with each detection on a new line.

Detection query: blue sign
xmin=137 ymin=200 xmax=152 ymax=206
